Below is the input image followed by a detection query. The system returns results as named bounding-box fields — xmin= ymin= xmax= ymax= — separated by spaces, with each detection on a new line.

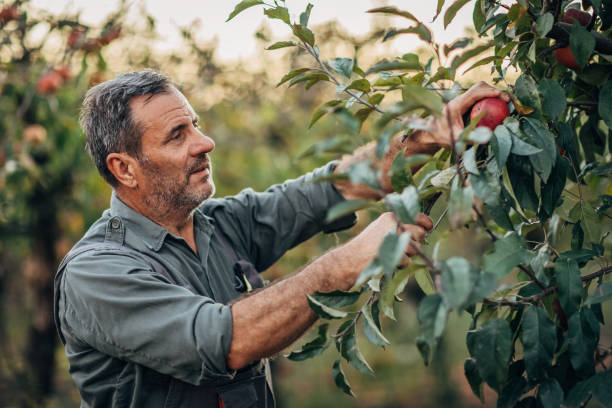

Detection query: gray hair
xmin=79 ymin=70 xmax=172 ymax=186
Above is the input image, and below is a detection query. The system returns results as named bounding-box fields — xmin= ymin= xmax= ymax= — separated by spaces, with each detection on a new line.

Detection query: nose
xmin=189 ymin=130 xmax=215 ymax=157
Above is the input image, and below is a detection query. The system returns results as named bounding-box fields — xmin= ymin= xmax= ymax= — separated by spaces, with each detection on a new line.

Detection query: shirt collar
xmin=109 ymin=192 xmax=215 ymax=252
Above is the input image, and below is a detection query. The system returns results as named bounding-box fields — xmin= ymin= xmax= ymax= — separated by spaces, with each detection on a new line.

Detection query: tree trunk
xmin=23 ymin=201 xmax=59 ymax=399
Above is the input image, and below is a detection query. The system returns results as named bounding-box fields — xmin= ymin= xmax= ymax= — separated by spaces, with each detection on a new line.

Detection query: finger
xmin=398 ymin=255 xmax=412 ymax=269
xmin=404 ymin=241 xmax=418 ymax=257
xmin=415 ymin=213 xmax=433 ymax=231
xmin=453 ymin=82 xmax=506 ymax=114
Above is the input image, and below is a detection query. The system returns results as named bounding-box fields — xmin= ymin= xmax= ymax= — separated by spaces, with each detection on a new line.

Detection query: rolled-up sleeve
xmin=204 ymin=161 xmax=357 ymax=271
xmin=58 ymin=250 xmax=234 ymax=385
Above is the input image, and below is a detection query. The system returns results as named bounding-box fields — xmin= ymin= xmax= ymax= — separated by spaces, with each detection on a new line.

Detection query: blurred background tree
xmin=2 ymin=1 xmax=608 ymax=407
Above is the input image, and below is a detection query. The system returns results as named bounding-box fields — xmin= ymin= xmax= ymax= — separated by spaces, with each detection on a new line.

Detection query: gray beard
xmin=138 ymin=156 xmax=214 ymax=222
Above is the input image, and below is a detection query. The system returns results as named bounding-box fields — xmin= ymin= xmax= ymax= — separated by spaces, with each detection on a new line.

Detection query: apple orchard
xmin=227 ymin=0 xmax=612 ymax=407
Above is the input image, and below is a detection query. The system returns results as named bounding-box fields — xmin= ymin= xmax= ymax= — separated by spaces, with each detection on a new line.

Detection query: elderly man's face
xmin=129 ymin=87 xmax=216 ymax=214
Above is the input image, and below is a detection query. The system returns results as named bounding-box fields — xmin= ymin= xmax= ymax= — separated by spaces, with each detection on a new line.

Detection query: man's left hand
xmin=424 ymin=81 xmax=511 ymax=148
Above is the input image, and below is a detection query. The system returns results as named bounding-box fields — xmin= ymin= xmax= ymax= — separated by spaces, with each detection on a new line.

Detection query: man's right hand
xmin=343 ymin=212 xmax=433 ymax=282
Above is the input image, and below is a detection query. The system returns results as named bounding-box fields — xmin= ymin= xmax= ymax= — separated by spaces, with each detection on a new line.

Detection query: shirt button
xmin=111 ymin=218 xmax=120 ymax=229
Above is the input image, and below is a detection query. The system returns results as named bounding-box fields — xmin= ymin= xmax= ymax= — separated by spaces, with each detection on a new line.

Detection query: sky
xmin=36 ymin=0 xmax=475 ymax=61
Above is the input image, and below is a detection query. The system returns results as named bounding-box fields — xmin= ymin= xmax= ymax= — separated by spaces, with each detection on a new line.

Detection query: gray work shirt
xmin=56 ymin=162 xmax=356 ymax=407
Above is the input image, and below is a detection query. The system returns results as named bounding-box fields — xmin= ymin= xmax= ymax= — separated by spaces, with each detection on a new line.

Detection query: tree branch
xmin=547 ymin=22 xmax=612 ymax=54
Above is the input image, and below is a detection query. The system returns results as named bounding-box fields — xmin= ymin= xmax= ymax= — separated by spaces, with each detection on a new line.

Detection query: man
xmin=54 ymin=70 xmax=507 ymax=407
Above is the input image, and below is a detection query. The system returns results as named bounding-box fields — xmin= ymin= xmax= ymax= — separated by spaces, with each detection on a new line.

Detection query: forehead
xmin=129 ymin=87 xmax=195 ymax=130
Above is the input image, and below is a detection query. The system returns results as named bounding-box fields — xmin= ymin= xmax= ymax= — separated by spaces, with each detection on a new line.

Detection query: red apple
xmin=53 ymin=65 xmax=72 ymax=80
xmin=554 ymin=47 xmax=580 ymax=70
xmin=37 ymin=71 xmax=63 ymax=95
xmin=0 ymin=6 xmax=18 ymax=24
xmin=561 ymin=8 xmax=591 ymax=27
xmin=469 ymin=97 xmax=510 ymax=131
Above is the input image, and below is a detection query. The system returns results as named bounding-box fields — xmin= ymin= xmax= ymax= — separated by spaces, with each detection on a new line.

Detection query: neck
xmin=115 ymin=188 xmax=198 ymax=253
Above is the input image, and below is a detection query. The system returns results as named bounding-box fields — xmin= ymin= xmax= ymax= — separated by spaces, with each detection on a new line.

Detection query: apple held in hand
xmin=469 ymin=97 xmax=510 ymax=131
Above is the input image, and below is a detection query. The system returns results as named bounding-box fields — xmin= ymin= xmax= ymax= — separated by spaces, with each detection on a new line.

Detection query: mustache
xmin=187 ymin=154 xmax=210 ymax=174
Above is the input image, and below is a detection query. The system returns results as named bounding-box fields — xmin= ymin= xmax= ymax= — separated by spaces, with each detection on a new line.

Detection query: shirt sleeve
xmin=203 ymin=161 xmax=357 ymax=272
xmin=58 ymin=249 xmax=235 ymax=385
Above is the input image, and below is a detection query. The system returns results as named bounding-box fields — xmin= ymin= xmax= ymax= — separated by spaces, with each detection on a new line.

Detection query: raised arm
xmin=226 ymin=211 xmax=433 ymax=370
xmin=333 ymin=82 xmax=510 ymax=200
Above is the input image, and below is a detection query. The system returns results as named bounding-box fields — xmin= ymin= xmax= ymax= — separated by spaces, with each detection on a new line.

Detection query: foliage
xmin=230 ymin=0 xmax=612 ymax=405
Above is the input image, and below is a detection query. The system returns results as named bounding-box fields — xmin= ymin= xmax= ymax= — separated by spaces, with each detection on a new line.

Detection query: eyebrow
xmin=164 ymin=116 xmax=200 ymax=142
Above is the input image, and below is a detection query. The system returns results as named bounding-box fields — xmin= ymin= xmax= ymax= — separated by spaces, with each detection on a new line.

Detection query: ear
xmin=106 ymin=153 xmax=139 ymax=188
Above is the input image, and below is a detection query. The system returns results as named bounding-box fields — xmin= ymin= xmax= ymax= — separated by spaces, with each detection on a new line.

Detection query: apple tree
xmin=229 ymin=0 xmax=612 ymax=406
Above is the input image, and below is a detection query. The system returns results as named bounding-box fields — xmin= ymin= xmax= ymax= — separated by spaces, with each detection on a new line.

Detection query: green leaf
xmin=483 ymin=232 xmax=531 ymax=278
xmin=362 ymin=302 xmax=390 ymax=347
xmin=292 ymin=24 xmax=315 ymax=46
xmin=464 ymin=358 xmax=484 ymax=402
xmin=521 ymin=118 xmax=557 ymax=182
xmin=465 ymin=272 xmax=497 ymax=306
xmin=514 ymin=74 xmax=541 ymax=112
xmin=522 ymin=305 xmax=557 ymax=381
xmin=565 ymin=370 xmax=612 ymax=407
xmin=308 ymin=99 xmax=343 ymax=128
xmin=355 ymin=260 xmax=383 ymax=288
xmin=289 ymin=73 xmax=328 ymax=88
xmin=599 ymin=80 xmax=612 ymax=128
xmin=568 ymin=308 xmax=600 ymax=376
xmin=448 ymin=180 xmax=474 ymax=229
xmin=450 ymin=43 xmax=494 ymax=72
xmin=277 ymin=68 xmax=310 ymax=87
xmin=538 ymin=78 xmax=566 ymax=120
xmin=554 ymin=258 xmax=583 ymax=317
xmin=226 ymin=0 xmax=264 ymax=21
xmin=310 ymin=290 xmax=361 ymax=309
xmin=416 ymin=294 xmax=449 ymax=365
xmin=507 ymin=154 xmax=539 ymax=213
xmin=472 ymin=0 xmax=486 ymax=33
xmin=498 ymin=376 xmax=527 ymax=408
xmin=264 ymin=7 xmax=290 ymax=25
xmin=467 ymin=319 xmax=512 ymax=391
xmin=440 ymin=257 xmax=477 ymax=311
xmin=385 ymin=185 xmax=421 ymax=224
xmin=307 ymin=294 xmax=348 ymax=319
xmin=467 ymin=127 xmax=492 ymax=144
xmin=463 ymin=147 xmax=479 ymax=175
xmin=510 ymin=135 xmax=543 ymax=156
xmin=540 ymin=152 xmax=568 ymax=217
xmin=415 ymin=268 xmax=435 ymax=295
xmin=297 ymin=135 xmax=354 ymax=159
xmin=366 ymin=6 xmax=419 ymax=22
xmin=585 ymin=282 xmax=612 ymax=305
xmin=346 ymin=161 xmax=380 ymax=190
xmin=345 ymin=78 xmax=371 ymax=93
xmin=383 ymin=25 xmax=432 ymax=43
xmin=380 ymin=265 xmax=412 ymax=320
xmin=365 ymin=59 xmax=422 ymax=75
xmin=286 ymin=324 xmax=329 ymax=361
xmin=569 ymin=22 xmax=595 ymax=68
xmin=328 ymin=58 xmax=354 ymax=79
xmin=339 ymin=324 xmax=374 ymax=375
xmin=378 ymin=232 xmax=412 ymax=280
xmin=299 ymin=3 xmax=313 ymax=27
xmin=401 ymin=83 xmax=445 ymax=116
xmin=492 ymin=125 xmax=513 ymax=168
xmin=326 ymin=200 xmax=376 ymax=223
xmin=444 ymin=0 xmax=472 ymax=28
xmin=266 ymin=41 xmax=297 ymax=50
xmin=537 ymin=378 xmax=564 ymax=408
xmin=535 ymin=12 xmax=554 ymax=37
xmin=332 ymin=359 xmax=354 ymax=396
